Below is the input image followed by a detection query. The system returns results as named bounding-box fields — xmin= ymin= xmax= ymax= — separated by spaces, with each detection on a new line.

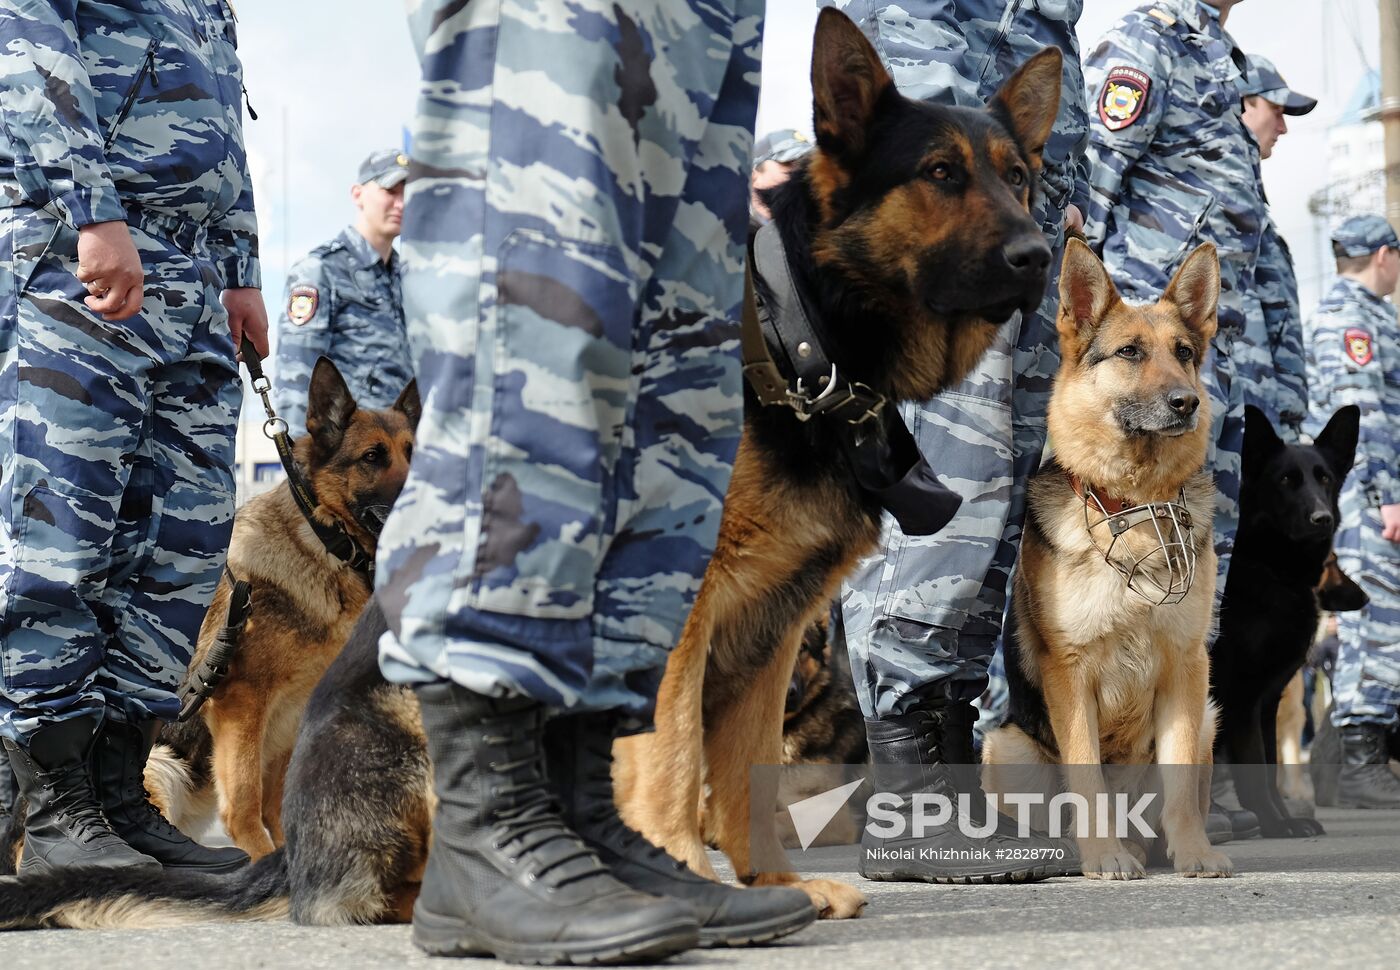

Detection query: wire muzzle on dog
xmin=1072 ymin=475 xmax=1198 ymax=605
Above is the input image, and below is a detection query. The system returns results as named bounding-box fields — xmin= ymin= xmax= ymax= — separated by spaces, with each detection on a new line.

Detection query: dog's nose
xmin=1167 ymin=390 xmax=1200 ymax=415
xmin=1002 ymin=236 xmax=1051 ymax=276
xmin=1310 ymin=509 xmax=1334 ymax=529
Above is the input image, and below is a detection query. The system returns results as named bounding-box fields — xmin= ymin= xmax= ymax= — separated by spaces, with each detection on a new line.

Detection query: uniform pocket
xmin=467 ymin=229 xmax=638 ymax=619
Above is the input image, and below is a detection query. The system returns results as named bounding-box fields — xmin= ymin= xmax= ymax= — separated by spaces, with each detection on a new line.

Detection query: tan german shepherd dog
xmin=614 ymin=9 xmax=1064 ymax=917
xmin=149 ymin=358 xmax=418 ymax=859
xmin=981 ymin=239 xmax=1232 ymax=880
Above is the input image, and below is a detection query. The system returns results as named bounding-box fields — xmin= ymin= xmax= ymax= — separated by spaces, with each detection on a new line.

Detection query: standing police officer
xmin=1305 ymin=216 xmax=1400 ymax=809
xmin=273 ymin=149 xmax=413 ymax=438
xmin=1082 ymin=0 xmax=1263 ymax=597
xmin=374 ymin=1 xmax=816 ymax=962
xmin=1237 ymin=55 xmax=1315 ymax=441
xmin=0 ymin=0 xmax=260 ymax=875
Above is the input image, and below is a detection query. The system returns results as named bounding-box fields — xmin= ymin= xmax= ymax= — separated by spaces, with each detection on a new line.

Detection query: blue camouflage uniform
xmin=273 ymin=225 xmax=411 ymax=438
xmin=1239 ymin=220 xmax=1308 ymax=440
xmin=827 ymin=0 xmax=1088 ymax=718
xmin=1082 ymin=0 xmax=1266 ymax=598
xmin=1304 ymin=217 xmax=1400 ymax=731
xmin=374 ymin=0 xmax=762 ymax=719
xmin=0 ymin=0 xmax=255 ymax=741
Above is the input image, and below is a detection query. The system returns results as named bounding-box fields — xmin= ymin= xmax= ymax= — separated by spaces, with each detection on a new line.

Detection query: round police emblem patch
xmin=288 ymin=285 xmax=319 ymax=326
xmin=1343 ymin=327 xmax=1374 ymax=366
xmin=1099 ymin=67 xmax=1151 ymax=131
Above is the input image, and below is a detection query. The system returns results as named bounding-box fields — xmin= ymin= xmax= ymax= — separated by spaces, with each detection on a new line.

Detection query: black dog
xmin=1212 ymin=404 xmax=1360 ymax=837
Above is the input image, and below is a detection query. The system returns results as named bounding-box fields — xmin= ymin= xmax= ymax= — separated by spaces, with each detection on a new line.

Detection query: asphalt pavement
xmin=4 ymin=807 xmax=1398 ymax=970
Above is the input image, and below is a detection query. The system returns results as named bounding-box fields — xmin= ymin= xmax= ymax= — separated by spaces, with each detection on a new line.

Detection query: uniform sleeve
xmin=1307 ymin=305 xmax=1398 ymax=505
xmin=203 ymin=16 xmax=260 ymax=289
xmin=1080 ymin=17 xmax=1170 ymax=253
xmin=272 ymin=255 xmax=333 ymax=439
xmin=1257 ymin=225 xmax=1307 ymax=435
xmin=0 ymin=0 xmax=126 ymax=227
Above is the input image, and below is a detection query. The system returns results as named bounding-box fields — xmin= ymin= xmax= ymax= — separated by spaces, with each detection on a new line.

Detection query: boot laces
xmin=43 ymin=761 xmax=117 ymax=845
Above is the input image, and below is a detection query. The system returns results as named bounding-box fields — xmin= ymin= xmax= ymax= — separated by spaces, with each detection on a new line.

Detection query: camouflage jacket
xmin=0 ymin=0 xmax=258 ymax=288
xmin=1304 ymin=276 xmax=1400 ymax=507
xmin=272 ymin=226 xmax=412 ymax=438
xmin=832 ymin=0 xmax=1089 ymax=218
xmin=1239 ymin=218 xmax=1308 ymax=434
xmin=1082 ymin=0 xmax=1264 ymax=335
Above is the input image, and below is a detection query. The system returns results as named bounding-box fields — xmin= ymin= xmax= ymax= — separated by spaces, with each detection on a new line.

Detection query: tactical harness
xmin=176 ymin=341 xmax=374 ymax=720
xmin=742 ymin=222 xmax=962 ymax=537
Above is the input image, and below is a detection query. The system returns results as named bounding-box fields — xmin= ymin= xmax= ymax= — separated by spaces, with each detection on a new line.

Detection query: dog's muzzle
xmin=1082 ymin=489 xmax=1198 ymax=605
xmin=356 ymin=503 xmax=392 ymax=536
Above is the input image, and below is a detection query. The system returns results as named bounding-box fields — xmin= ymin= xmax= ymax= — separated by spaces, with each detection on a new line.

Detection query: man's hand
xmin=76 ymin=221 xmax=144 ymax=321
xmin=1381 ymin=503 xmax=1400 ymax=544
xmin=1064 ymin=204 xmax=1084 ymax=234
xmin=222 ymin=287 xmax=269 ymax=359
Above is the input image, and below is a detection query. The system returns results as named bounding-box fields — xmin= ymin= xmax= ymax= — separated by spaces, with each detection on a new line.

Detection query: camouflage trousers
xmin=841 ymin=203 xmax=1065 ymax=719
xmin=375 ymin=0 xmax=762 ymax=721
xmin=0 ymin=203 xmax=239 ymax=743
xmin=1203 ymin=331 xmax=1245 ymax=601
xmin=1332 ymin=496 xmax=1400 ymax=729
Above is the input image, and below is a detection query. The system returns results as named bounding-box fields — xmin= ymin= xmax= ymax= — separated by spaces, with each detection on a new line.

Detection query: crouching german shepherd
xmin=613 ymin=9 xmax=1064 ymax=917
xmin=982 ymin=239 xmax=1232 ymax=880
xmin=149 ymin=358 xmax=418 ymax=859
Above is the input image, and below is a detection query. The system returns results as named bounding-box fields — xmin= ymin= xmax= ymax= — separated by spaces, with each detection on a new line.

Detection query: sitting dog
xmin=1212 ymin=407 xmax=1361 ymax=838
xmin=150 ymin=358 xmax=418 ymax=859
xmin=983 ymin=239 xmax=1231 ymax=880
xmin=612 ymin=9 xmax=1063 ymax=916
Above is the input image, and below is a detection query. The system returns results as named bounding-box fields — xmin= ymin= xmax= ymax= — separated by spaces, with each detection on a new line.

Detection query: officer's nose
xmin=1167 ymin=389 xmax=1200 ymax=416
xmin=1310 ymin=509 xmax=1334 ymax=530
xmin=1002 ymin=236 xmax=1052 ymax=278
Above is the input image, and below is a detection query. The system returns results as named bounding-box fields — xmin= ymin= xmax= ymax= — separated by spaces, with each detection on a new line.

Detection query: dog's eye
xmin=1008 ymin=166 xmax=1026 ymax=187
xmin=1280 ymin=473 xmax=1298 ymax=488
xmin=1317 ymin=470 xmax=1332 ymax=486
xmin=361 ymin=448 xmax=386 ymax=465
xmin=1116 ymin=345 xmax=1140 ymax=360
xmin=926 ymin=163 xmax=952 ymax=182
xmin=1175 ymin=345 xmax=1194 ymax=363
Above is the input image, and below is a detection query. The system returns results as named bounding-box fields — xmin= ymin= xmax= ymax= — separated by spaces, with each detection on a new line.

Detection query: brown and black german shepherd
xmin=148 ymin=358 xmax=418 ymax=859
xmin=613 ymin=9 xmax=1064 ymax=917
xmin=982 ymin=239 xmax=1231 ymax=880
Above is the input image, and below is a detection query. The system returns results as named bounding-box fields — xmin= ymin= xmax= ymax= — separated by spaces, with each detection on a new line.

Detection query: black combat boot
xmin=862 ymin=703 xmax=1074 ymax=883
xmin=545 ymin=711 xmax=817 ymax=946
xmin=2 ymin=716 xmax=160 ymax=875
xmin=0 ymin=750 xmax=17 ymax=874
xmin=412 ymin=681 xmax=700 ymax=964
xmin=92 ymin=716 xmax=249 ymax=873
xmin=1338 ymin=723 xmax=1400 ymax=809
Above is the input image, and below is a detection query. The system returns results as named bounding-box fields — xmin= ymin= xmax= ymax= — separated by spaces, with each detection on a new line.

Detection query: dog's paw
xmin=1282 ymin=816 xmax=1325 ymax=838
xmin=791 ymin=878 xmax=867 ymax=919
xmin=1171 ymin=845 xmax=1233 ymax=878
xmin=1081 ymin=845 xmax=1146 ymax=881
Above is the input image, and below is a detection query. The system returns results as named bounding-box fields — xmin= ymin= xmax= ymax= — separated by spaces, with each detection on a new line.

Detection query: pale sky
xmin=235 ymin=0 xmax=1384 ymax=404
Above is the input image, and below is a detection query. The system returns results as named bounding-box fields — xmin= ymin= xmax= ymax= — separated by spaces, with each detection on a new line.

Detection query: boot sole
xmin=861 ymin=863 xmax=1052 ymax=885
xmin=158 ymin=857 xmax=250 ymax=875
xmin=413 ymin=908 xmax=700 ymax=965
xmin=698 ymin=905 xmax=817 ymax=948
xmin=1336 ymin=797 xmax=1400 ymax=810
xmin=19 ymin=854 xmax=163 ymax=877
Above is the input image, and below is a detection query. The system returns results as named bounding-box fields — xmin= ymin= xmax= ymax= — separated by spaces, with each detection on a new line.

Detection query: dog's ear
xmin=306 ymin=356 xmax=357 ymax=455
xmin=1313 ymin=404 xmax=1360 ymax=479
xmin=811 ymin=8 xmax=892 ymax=162
xmin=393 ymin=379 xmax=422 ymax=433
xmin=1056 ymin=237 xmax=1118 ymax=359
xmin=1161 ymin=243 xmax=1219 ymax=344
xmin=1242 ymin=404 xmax=1284 ymax=473
xmin=989 ymin=46 xmax=1062 ymax=165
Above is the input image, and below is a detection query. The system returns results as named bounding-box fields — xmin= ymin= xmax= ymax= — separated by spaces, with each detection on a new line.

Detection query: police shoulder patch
xmin=1343 ymin=327 xmax=1374 ymax=366
xmin=1099 ymin=66 xmax=1151 ymax=131
xmin=288 ymin=285 xmax=319 ymax=326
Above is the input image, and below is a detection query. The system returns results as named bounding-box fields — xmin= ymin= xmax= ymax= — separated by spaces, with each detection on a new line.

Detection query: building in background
xmin=1310 ymin=71 xmax=1385 ymax=298
xmin=233 ymin=424 xmax=284 ymax=506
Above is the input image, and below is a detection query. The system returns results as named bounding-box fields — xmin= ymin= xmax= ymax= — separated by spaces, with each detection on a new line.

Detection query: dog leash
xmin=177 ymin=566 xmax=252 ymax=721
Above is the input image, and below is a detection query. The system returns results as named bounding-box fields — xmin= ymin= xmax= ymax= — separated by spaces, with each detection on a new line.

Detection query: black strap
xmin=177 ymin=567 xmax=252 ymax=721
xmin=239 ymin=338 xmax=374 ymax=576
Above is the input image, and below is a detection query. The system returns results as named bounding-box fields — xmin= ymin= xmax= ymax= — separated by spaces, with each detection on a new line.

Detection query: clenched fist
xmin=76 ymin=220 xmax=144 ymax=321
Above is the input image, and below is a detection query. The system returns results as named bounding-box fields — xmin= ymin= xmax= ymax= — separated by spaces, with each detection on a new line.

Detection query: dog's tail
xmin=0 ymin=848 xmax=290 ymax=930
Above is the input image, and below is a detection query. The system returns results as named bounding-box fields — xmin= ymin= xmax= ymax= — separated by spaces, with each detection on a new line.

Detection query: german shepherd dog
xmin=982 ymin=239 xmax=1232 ymax=880
xmin=612 ymin=9 xmax=1063 ymax=917
xmin=1211 ymin=404 xmax=1360 ymax=837
xmin=148 ymin=358 xmax=418 ymax=859
xmin=783 ymin=616 xmax=867 ymax=767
